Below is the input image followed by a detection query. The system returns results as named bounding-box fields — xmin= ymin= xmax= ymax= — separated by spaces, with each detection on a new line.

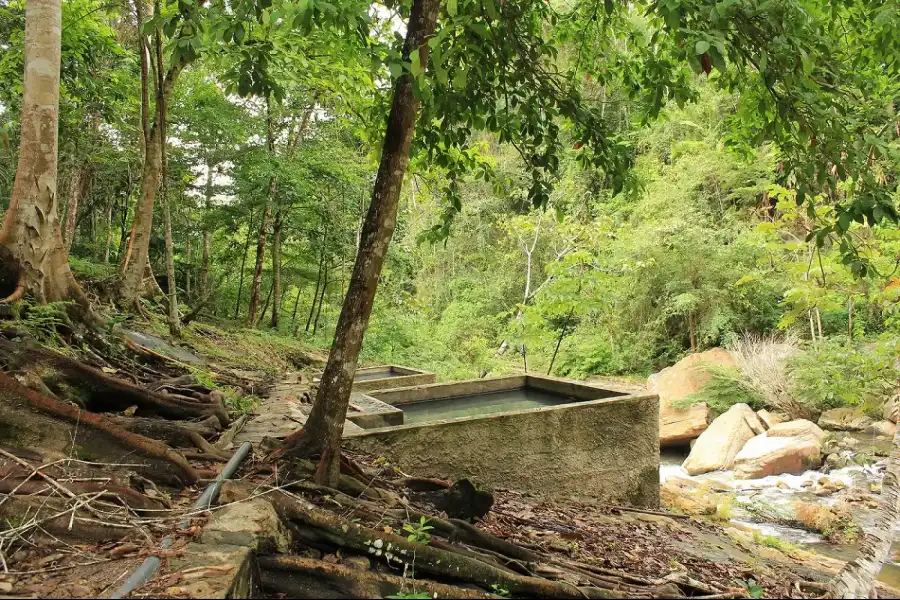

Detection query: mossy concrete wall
xmin=320 ymin=365 xmax=436 ymax=393
xmin=344 ymin=387 xmax=660 ymax=507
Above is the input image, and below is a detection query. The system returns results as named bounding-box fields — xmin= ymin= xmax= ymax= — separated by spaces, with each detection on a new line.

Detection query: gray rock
xmin=201 ymin=498 xmax=291 ymax=553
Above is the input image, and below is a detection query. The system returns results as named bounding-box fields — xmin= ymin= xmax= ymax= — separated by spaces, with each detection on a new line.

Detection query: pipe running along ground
xmin=111 ymin=441 xmax=253 ymax=599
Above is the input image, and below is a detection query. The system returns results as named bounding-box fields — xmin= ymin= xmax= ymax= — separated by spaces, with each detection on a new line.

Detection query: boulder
xmin=767 ymin=419 xmax=825 ymax=443
xmin=201 ymin=498 xmax=291 ymax=553
xmin=866 ymin=420 xmax=898 ymax=438
xmin=649 ymin=348 xmax=735 ymax=447
xmin=757 ymin=409 xmax=788 ymax=430
xmin=733 ymin=419 xmax=825 ymax=479
xmin=682 ymin=404 xmax=764 ymax=475
xmin=884 ymin=393 xmax=899 ymax=423
xmin=818 ymin=407 xmax=873 ymax=432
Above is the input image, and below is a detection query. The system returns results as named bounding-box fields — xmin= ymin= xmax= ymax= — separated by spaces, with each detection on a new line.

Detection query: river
xmin=660 ymin=433 xmax=900 ymax=587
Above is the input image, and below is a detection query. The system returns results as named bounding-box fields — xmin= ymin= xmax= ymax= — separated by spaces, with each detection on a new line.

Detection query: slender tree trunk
xmin=816 ymin=307 xmax=824 ymax=340
xmin=312 ymin=264 xmax=328 ymax=336
xmin=0 ymin=0 xmax=95 ymax=321
xmin=117 ymin=0 xmax=186 ymax=307
xmin=234 ymin=210 xmax=255 ymax=320
xmin=103 ymin=194 xmax=114 ymax=263
xmin=848 ymin=297 xmax=854 ymax=340
xmin=185 ymin=235 xmax=191 ymax=301
xmin=282 ymin=0 xmax=440 ymax=488
xmin=305 ymin=224 xmax=327 ymax=333
xmin=828 ymin=408 xmax=900 ymax=598
xmin=200 ymin=160 xmax=214 ymax=298
xmin=247 ymin=98 xmax=277 ymax=327
xmin=259 ymin=279 xmax=274 ymax=325
xmin=154 ymin=6 xmax=179 ymax=337
xmin=62 ymin=167 xmax=81 ymax=250
xmin=271 ymin=210 xmax=282 ymax=329
xmin=291 ymin=283 xmax=303 ymax=333
xmin=689 ymin=313 xmax=696 ymax=351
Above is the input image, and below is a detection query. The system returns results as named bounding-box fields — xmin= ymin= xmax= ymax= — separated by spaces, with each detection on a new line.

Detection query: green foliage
xmin=789 ymin=337 xmax=900 ymax=416
xmin=385 ymin=593 xmax=432 ymax=600
xmin=673 ymin=364 xmax=765 ymax=414
xmin=735 ymin=578 xmax=765 ymax=599
xmin=11 ymin=300 xmax=75 ymax=347
xmin=402 ymin=517 xmax=433 ymax=545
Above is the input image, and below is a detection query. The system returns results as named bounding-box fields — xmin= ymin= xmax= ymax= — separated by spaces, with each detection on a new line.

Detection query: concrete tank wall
xmin=344 ymin=386 xmax=660 ymax=507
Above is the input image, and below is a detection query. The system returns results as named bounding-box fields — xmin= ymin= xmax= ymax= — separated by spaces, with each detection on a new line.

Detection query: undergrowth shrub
xmin=729 ymin=332 xmax=805 ymax=418
xmin=673 ymin=364 xmax=765 ymax=414
xmin=789 ymin=336 xmax=900 ymax=418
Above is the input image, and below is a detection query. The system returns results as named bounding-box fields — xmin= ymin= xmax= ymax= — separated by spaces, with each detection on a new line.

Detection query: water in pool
xmin=400 ymin=388 xmax=576 ymax=424
xmin=353 ymin=369 xmax=404 ymax=382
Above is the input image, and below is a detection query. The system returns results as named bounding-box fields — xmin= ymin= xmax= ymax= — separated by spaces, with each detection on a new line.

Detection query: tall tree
xmin=283 ymin=0 xmax=441 ymax=485
xmin=246 ymin=98 xmax=277 ymax=326
xmin=0 ymin=0 xmax=95 ymax=320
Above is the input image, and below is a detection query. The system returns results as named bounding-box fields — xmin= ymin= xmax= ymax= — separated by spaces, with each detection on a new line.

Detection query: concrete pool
xmin=316 ymin=365 xmax=436 ymax=392
xmin=343 ymin=374 xmax=660 ymax=507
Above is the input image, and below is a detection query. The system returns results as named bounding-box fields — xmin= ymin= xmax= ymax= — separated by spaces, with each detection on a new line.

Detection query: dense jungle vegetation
xmin=1 ymin=0 xmax=899 ymax=444
xmin=3 ymin=0 xmax=897 ymax=423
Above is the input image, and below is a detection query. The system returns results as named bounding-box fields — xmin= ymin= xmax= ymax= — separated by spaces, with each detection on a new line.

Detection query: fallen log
xmin=0 ymin=372 xmax=199 ymax=485
xmin=259 ymin=554 xmax=499 ymax=599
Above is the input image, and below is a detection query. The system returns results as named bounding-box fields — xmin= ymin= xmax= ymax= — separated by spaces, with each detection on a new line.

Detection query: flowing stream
xmin=660 ymin=434 xmax=900 ymax=587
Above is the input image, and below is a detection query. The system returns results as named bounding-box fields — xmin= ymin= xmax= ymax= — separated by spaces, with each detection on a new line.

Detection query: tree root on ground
xmin=259 ymin=554 xmax=499 ymax=599
xmin=0 ymin=372 xmax=199 ymax=485
xmin=253 ymin=485 xmax=622 ymax=599
xmin=0 ymin=337 xmax=229 ymax=426
xmin=106 ymin=414 xmax=219 ymax=448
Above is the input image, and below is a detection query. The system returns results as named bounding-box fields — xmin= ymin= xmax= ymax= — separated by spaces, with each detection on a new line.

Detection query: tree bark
xmin=282 ymin=0 xmax=440 ymax=487
xmin=0 ymin=0 xmax=96 ymax=322
xmin=247 ymin=98 xmax=277 ymax=327
xmin=103 ymin=193 xmax=114 ymax=263
xmin=828 ymin=401 xmax=900 ymax=598
xmin=62 ymin=166 xmax=81 ymax=250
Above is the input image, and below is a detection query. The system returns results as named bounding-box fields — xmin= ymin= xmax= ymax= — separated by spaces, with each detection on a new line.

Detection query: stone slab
xmin=166 ymin=543 xmax=258 ymax=598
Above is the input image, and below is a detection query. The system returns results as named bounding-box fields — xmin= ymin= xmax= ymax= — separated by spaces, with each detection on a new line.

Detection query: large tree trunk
xmin=282 ymin=0 xmax=440 ymax=487
xmin=0 ymin=0 xmax=95 ymax=321
xmin=828 ymin=398 xmax=900 ymax=598
xmin=248 ymin=100 xmax=277 ymax=327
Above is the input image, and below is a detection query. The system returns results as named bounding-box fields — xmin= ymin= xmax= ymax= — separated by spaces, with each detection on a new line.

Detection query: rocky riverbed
xmin=660 ymin=431 xmax=900 ymax=587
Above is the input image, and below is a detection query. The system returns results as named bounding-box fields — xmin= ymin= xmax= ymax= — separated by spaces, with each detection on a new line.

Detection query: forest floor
xmin=0 ymin=317 xmax=894 ymax=599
